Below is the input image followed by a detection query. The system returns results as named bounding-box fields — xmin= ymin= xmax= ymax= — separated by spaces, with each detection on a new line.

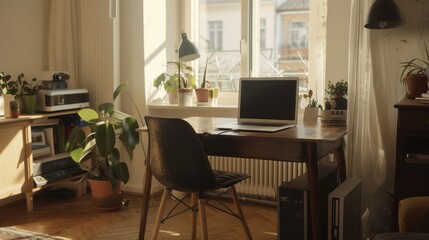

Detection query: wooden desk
xmin=139 ymin=117 xmax=347 ymax=240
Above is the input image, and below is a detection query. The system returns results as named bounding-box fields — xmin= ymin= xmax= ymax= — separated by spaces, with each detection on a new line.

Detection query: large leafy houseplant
xmin=66 ymin=83 xmax=140 ymax=189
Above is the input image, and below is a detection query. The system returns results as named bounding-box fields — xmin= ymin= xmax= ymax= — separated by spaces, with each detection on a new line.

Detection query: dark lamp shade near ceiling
xmin=364 ymin=0 xmax=402 ymax=29
xmin=179 ymin=32 xmax=200 ymax=62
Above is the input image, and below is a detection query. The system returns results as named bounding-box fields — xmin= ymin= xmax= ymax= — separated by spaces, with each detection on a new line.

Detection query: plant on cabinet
xmin=66 ymin=82 xmax=140 ymax=211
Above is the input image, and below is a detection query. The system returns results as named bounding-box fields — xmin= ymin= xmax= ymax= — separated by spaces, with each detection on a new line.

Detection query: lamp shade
xmin=364 ymin=0 xmax=402 ymax=29
xmin=179 ymin=32 xmax=200 ymax=62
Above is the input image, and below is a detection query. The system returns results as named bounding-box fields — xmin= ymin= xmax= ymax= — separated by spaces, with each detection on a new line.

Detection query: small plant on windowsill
xmin=153 ymin=62 xmax=195 ymax=104
xmin=195 ymin=56 xmax=213 ymax=103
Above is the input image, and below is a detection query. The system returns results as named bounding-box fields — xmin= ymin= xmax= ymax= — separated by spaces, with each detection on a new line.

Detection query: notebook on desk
xmin=216 ymin=77 xmax=299 ymax=132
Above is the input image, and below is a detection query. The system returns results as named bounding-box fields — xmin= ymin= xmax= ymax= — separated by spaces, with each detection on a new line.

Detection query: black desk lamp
xmin=364 ymin=0 xmax=402 ymax=29
xmin=178 ymin=32 xmax=200 ymax=88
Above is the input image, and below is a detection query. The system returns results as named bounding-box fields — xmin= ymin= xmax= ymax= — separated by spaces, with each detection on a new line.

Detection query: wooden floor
xmin=0 ymin=190 xmax=277 ymax=240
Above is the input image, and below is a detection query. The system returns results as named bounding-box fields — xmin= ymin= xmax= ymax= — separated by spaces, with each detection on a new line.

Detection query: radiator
xmin=208 ymin=156 xmax=306 ymax=201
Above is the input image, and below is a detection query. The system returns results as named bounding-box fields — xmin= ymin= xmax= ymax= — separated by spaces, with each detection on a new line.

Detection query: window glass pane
xmin=259 ymin=0 xmax=310 ymax=87
xmin=197 ymin=0 xmax=313 ymax=92
xmin=198 ymin=0 xmax=241 ymax=92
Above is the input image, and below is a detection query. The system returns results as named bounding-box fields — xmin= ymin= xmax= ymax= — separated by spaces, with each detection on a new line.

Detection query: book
xmin=32 ymin=144 xmax=52 ymax=159
xmin=421 ymin=93 xmax=429 ymax=98
xmin=415 ymin=97 xmax=429 ymax=104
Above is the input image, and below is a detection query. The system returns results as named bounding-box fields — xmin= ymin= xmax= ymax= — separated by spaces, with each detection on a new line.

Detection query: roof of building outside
xmin=277 ymin=0 xmax=309 ymax=12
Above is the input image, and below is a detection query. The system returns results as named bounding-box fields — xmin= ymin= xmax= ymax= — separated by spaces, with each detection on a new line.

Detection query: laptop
xmin=216 ymin=77 xmax=299 ymax=132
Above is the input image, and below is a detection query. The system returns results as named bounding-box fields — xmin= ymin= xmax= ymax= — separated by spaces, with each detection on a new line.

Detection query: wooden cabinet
xmin=0 ymin=118 xmax=33 ymax=209
xmin=394 ymin=99 xmax=429 ymax=204
xmin=0 ymin=110 xmax=82 ymax=212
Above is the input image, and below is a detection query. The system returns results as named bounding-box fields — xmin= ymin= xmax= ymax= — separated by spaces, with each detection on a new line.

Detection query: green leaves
xmin=96 ymin=122 xmax=115 ymax=158
xmin=65 ymin=82 xmax=139 ymax=187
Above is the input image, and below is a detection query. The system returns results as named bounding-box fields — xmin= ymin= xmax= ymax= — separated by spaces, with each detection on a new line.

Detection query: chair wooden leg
xmin=198 ymin=198 xmax=208 ymax=240
xmin=191 ymin=192 xmax=198 ymax=239
xmin=230 ymin=186 xmax=253 ymax=240
xmin=151 ymin=188 xmax=169 ymax=240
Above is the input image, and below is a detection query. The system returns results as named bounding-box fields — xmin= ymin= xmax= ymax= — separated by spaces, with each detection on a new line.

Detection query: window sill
xmin=148 ymin=102 xmax=238 ymax=118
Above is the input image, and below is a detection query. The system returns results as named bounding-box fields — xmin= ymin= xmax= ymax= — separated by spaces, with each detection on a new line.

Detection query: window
xmin=290 ymin=21 xmax=308 ymax=49
xmin=194 ymin=0 xmax=326 ymax=95
xmin=260 ymin=18 xmax=266 ymax=49
xmin=208 ymin=21 xmax=223 ymax=50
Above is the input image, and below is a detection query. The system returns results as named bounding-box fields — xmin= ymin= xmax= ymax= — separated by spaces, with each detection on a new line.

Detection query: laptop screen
xmin=238 ymin=77 xmax=299 ymax=125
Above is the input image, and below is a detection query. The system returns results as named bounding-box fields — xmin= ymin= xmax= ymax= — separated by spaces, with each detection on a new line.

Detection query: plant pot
xmin=333 ymin=97 xmax=348 ymax=110
xmin=195 ymin=88 xmax=209 ymax=103
xmin=87 ymin=178 xmax=122 ymax=211
xmin=178 ymin=88 xmax=193 ymax=106
xmin=2 ymin=94 xmax=14 ymax=118
xmin=168 ymin=91 xmax=178 ymax=104
xmin=208 ymin=87 xmax=219 ymax=106
xmin=22 ymin=95 xmax=37 ymax=114
xmin=405 ymin=75 xmax=428 ymax=99
xmin=303 ymin=107 xmax=319 ymax=123
xmin=9 ymin=100 xmax=20 ymax=118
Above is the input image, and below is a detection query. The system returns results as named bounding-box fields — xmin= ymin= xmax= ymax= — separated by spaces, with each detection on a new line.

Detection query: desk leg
xmin=334 ymin=137 xmax=346 ymax=182
xmin=138 ymin=165 xmax=153 ymax=240
xmin=306 ymin=142 xmax=320 ymax=240
xmin=26 ymin=192 xmax=33 ymax=212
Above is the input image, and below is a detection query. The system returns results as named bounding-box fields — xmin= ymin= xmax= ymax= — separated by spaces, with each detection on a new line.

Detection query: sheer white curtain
xmin=347 ymin=0 xmax=404 ymax=236
xmin=47 ymin=0 xmax=78 ymax=88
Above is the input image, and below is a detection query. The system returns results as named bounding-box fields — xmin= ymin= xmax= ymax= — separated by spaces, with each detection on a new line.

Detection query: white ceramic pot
xmin=3 ymin=94 xmax=15 ymax=118
xmin=178 ymin=89 xmax=193 ymax=106
xmin=303 ymin=107 xmax=319 ymax=123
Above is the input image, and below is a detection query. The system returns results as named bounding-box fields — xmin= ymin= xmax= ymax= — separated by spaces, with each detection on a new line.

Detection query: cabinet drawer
xmin=397 ymin=169 xmax=429 ymax=199
xmin=398 ymin=109 xmax=429 ymax=132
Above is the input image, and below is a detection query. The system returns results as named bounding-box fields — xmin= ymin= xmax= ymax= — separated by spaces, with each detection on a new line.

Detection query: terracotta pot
xmin=87 ymin=179 xmax=122 ymax=211
xmin=405 ymin=75 xmax=428 ymax=99
xmin=195 ymin=88 xmax=209 ymax=103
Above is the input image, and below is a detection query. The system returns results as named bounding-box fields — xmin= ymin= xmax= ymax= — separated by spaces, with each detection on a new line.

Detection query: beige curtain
xmin=347 ymin=0 xmax=429 ymax=237
xmin=47 ymin=0 xmax=78 ymax=88
xmin=347 ymin=0 xmax=401 ymax=237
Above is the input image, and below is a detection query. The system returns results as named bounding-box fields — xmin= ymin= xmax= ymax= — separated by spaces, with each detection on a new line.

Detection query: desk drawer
xmin=397 ymin=167 xmax=429 ymax=199
xmin=398 ymin=109 xmax=429 ymax=133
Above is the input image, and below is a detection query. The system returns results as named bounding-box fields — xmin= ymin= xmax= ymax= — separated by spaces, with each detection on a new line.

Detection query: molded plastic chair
xmin=145 ymin=116 xmax=252 ymax=240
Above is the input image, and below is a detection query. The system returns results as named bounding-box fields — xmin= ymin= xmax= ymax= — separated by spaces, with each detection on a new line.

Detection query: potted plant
xmin=303 ymin=89 xmax=320 ymax=123
xmin=18 ymin=73 xmax=42 ymax=114
xmin=325 ymin=80 xmax=348 ymax=110
xmin=320 ymin=80 xmax=348 ymax=124
xmin=195 ymin=56 xmax=210 ymax=104
xmin=153 ymin=61 xmax=195 ymax=105
xmin=66 ymin=82 xmax=140 ymax=211
xmin=400 ymin=56 xmax=429 ymax=99
xmin=0 ymin=72 xmax=17 ymax=117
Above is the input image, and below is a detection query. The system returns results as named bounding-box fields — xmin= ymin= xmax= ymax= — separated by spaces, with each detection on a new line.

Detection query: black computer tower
xmin=278 ymin=165 xmax=338 ymax=240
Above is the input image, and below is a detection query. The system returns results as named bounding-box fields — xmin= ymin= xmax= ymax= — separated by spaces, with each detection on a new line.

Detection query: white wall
xmin=325 ymin=0 xmax=352 ymax=86
xmin=0 ymin=0 xmax=48 ymax=79
xmin=119 ymin=0 xmax=147 ymax=193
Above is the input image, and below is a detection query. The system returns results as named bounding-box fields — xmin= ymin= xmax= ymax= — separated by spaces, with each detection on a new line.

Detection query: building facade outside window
xmin=208 ymin=21 xmax=223 ymax=50
xmin=195 ymin=0 xmax=325 ymax=98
